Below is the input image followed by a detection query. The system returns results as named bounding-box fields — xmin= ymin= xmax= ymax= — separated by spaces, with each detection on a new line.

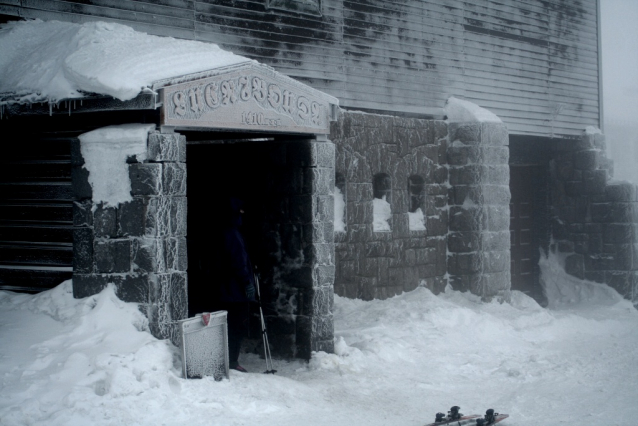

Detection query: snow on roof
xmin=444 ymin=96 xmax=502 ymax=124
xmin=0 ymin=19 xmax=253 ymax=105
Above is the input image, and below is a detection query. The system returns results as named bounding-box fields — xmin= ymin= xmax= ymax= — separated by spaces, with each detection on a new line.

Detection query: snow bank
xmin=0 ymin=20 xmax=251 ymax=104
xmin=79 ymin=124 xmax=155 ymax=207
xmin=408 ymin=207 xmax=426 ymax=231
xmin=1 ymin=277 xmax=638 ymax=426
xmin=445 ymin=97 xmax=502 ymax=123
xmin=372 ymin=196 xmax=391 ymax=231
xmin=334 ymin=186 xmax=346 ymax=233
xmin=539 ymin=249 xmax=634 ymax=312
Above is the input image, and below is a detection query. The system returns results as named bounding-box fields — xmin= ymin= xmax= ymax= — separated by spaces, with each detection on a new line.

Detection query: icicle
xmin=49 ymin=102 xmax=52 ymax=116
xmin=69 ymin=102 xmax=71 ymax=116
xmin=1 ymin=105 xmax=3 ymax=120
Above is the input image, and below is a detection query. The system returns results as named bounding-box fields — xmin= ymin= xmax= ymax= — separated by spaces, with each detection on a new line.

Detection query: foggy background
xmin=601 ymin=0 xmax=638 ymax=183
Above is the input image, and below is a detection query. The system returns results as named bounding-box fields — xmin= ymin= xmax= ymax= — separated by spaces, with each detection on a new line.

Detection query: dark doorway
xmin=186 ymin=138 xmax=314 ymax=357
xmin=509 ymin=165 xmax=549 ymax=305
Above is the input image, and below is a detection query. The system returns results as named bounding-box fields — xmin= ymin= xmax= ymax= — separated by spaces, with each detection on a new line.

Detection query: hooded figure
xmin=215 ymin=197 xmax=255 ymax=372
xmin=217 ymin=197 xmax=256 ymax=303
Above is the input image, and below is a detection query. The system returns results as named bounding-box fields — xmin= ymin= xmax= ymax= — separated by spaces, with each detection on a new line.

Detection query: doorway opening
xmin=186 ymin=137 xmax=316 ymax=358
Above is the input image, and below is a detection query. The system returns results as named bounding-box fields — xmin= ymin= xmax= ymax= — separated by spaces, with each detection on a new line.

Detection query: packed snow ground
xmin=1 ymin=255 xmax=638 ymax=426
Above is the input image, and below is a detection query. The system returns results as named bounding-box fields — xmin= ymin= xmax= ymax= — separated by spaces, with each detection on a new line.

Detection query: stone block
xmin=147 ymin=132 xmax=186 ymax=162
xmin=162 ymin=163 xmax=187 ymax=196
xmin=573 ymin=149 xmax=599 ymax=170
xmin=94 ymin=240 xmax=131 ymax=273
xmin=565 ymin=254 xmax=584 ymax=279
xmin=311 ymin=314 xmax=334 ymax=342
xmin=117 ymin=273 xmax=152 ymax=304
xmin=481 ymin=146 xmax=509 ymax=165
xmin=482 ymin=250 xmax=510 ymax=273
xmin=481 ymin=123 xmax=508 ymax=146
xmin=73 ymin=228 xmax=94 ymax=273
xmin=488 ymin=206 xmax=510 ymax=232
xmin=132 ymin=238 xmax=162 ymax=273
xmin=73 ymin=200 xmax=93 ymax=227
xmin=129 ymin=163 xmax=161 ymax=196
xmin=312 ymin=265 xmax=335 ymax=287
xmin=486 ymin=165 xmax=510 ymax=185
xmin=603 ymin=223 xmax=634 ymax=244
xmin=152 ymin=272 xmax=187 ymax=323
xmin=72 ymin=273 xmax=108 ymax=298
xmin=480 ymin=231 xmax=510 ymax=251
xmin=447 ymin=145 xmax=470 ymax=166
xmin=449 ymin=123 xmax=481 ymax=144
xmin=118 ymin=197 xmax=148 ymax=237
xmin=418 ymin=263 xmax=438 ymax=279
xmin=582 ymin=169 xmax=607 ymax=195
xmin=421 ymin=275 xmax=447 ymax=294
xmin=605 ymin=182 xmax=637 ymax=202
xmin=304 ymin=167 xmax=334 ymax=196
xmin=93 ymin=205 xmax=117 ymax=238
xmin=312 ymin=195 xmax=334 ymax=223
xmin=449 ymin=252 xmax=482 ymax=275
xmin=145 ymin=197 xmax=187 ymax=237
xmin=448 ymin=231 xmax=480 ymax=253
xmin=427 ymin=213 xmax=448 ymax=236
xmin=592 ymin=202 xmax=636 ymax=223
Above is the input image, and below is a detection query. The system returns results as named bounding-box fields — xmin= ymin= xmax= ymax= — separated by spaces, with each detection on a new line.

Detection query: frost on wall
xmin=408 ymin=208 xmax=426 ymax=231
xmin=373 ymin=197 xmax=391 ymax=232
xmin=334 ymin=186 xmax=346 ymax=233
xmin=79 ymin=124 xmax=155 ymax=207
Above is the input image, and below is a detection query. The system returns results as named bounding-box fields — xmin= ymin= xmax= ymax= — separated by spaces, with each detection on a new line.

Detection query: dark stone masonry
xmin=330 ymin=111 xmax=511 ymax=302
xmin=72 ymin=130 xmax=188 ymax=344
xmin=550 ymin=131 xmax=638 ymax=306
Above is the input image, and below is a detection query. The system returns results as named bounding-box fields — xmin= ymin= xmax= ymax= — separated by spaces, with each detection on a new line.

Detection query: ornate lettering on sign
xmin=166 ymin=72 xmax=329 ymax=131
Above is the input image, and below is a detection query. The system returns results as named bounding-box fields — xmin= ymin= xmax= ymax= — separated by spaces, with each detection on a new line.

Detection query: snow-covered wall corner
xmin=446 ymin=107 xmax=511 ymax=301
xmin=444 ymin=97 xmax=503 ymax=124
xmin=79 ymin=124 xmax=155 ymax=207
xmin=72 ymin=128 xmax=188 ymax=343
xmin=0 ymin=19 xmax=252 ymax=104
xmin=550 ymin=129 xmax=638 ymax=308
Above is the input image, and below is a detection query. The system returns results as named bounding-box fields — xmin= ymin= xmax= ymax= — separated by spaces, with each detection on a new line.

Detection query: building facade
xmin=2 ymin=0 xmax=637 ymax=359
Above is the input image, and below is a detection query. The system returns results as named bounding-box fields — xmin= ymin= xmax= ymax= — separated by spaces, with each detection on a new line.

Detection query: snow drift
xmin=1 ymin=254 xmax=638 ymax=426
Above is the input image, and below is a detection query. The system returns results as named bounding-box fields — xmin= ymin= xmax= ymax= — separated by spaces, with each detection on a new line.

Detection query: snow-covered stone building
xmin=1 ymin=0 xmax=636 ymax=359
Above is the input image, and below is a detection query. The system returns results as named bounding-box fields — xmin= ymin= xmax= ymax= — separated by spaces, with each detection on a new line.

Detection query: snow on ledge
xmin=0 ymin=20 xmax=252 ymax=104
xmin=79 ymin=124 xmax=155 ymax=208
xmin=444 ymin=97 xmax=502 ymax=124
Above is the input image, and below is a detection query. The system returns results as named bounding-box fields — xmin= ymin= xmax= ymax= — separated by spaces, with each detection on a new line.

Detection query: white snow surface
xmin=79 ymin=124 xmax=155 ymax=207
xmin=0 ymin=20 xmax=251 ymax=103
xmin=445 ymin=97 xmax=502 ymax=123
xmin=2 ymin=255 xmax=638 ymax=426
xmin=372 ymin=197 xmax=392 ymax=232
xmin=408 ymin=208 xmax=426 ymax=231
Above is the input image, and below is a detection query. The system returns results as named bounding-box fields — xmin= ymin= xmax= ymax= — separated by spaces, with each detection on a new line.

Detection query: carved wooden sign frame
xmin=158 ymin=63 xmax=337 ymax=134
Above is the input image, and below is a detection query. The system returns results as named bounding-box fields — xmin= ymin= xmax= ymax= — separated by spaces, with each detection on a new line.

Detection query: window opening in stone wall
xmin=372 ymin=173 xmax=391 ymax=232
xmin=334 ymin=172 xmax=346 ymax=233
xmin=408 ymin=175 xmax=426 ymax=231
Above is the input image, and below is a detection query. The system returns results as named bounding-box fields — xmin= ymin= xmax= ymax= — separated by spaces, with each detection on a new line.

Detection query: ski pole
xmin=254 ymin=271 xmax=276 ymax=374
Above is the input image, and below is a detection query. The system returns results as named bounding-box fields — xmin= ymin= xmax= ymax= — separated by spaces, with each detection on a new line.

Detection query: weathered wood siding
xmin=0 ymin=0 xmax=600 ymax=137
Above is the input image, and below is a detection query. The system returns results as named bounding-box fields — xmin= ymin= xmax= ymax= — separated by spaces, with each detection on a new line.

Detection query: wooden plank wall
xmin=0 ymin=0 xmax=600 ymax=137
xmin=0 ymin=137 xmax=74 ymax=293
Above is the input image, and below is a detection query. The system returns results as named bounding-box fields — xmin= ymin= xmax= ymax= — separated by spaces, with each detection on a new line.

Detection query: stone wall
xmin=551 ymin=130 xmax=638 ymax=306
xmin=72 ymin=130 xmax=188 ymax=343
xmin=330 ymin=111 xmax=449 ymax=300
xmin=446 ymin=121 xmax=511 ymax=301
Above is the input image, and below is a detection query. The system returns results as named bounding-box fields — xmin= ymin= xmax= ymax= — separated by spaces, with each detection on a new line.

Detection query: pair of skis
xmin=425 ymin=407 xmax=508 ymax=426
xmin=255 ymin=271 xmax=276 ymax=374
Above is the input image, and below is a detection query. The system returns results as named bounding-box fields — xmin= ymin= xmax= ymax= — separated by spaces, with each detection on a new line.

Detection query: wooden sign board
xmin=159 ymin=63 xmax=337 ymax=134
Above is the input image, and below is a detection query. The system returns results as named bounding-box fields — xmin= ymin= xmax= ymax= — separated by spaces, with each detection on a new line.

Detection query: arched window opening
xmin=334 ymin=172 xmax=346 ymax=233
xmin=408 ymin=175 xmax=426 ymax=231
xmin=372 ymin=173 xmax=391 ymax=231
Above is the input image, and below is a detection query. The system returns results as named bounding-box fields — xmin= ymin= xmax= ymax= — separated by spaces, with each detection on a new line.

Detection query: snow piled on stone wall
xmin=372 ymin=197 xmax=391 ymax=231
xmin=0 ymin=20 xmax=252 ymax=103
xmin=79 ymin=124 xmax=155 ymax=207
xmin=445 ymin=97 xmax=502 ymax=123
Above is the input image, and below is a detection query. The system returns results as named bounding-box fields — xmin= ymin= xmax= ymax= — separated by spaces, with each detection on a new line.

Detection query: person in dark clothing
xmin=216 ymin=197 xmax=256 ymax=373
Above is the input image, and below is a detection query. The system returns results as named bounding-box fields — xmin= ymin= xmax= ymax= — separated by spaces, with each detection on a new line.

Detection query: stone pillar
xmin=72 ymin=129 xmax=188 ymax=343
xmin=447 ymin=121 xmax=511 ymax=300
xmin=291 ymin=137 xmax=335 ymax=358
